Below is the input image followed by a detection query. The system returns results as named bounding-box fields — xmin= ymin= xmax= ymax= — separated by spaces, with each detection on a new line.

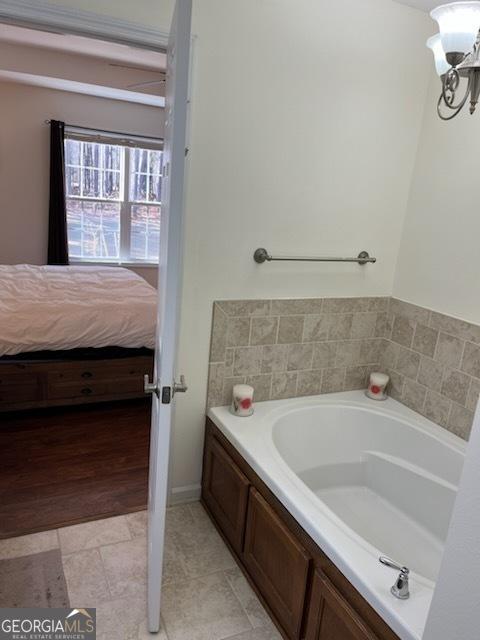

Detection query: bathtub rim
xmin=208 ymin=391 xmax=467 ymax=640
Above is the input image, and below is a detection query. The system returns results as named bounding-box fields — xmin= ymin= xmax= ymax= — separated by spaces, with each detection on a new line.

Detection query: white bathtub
xmin=208 ymin=391 xmax=466 ymax=640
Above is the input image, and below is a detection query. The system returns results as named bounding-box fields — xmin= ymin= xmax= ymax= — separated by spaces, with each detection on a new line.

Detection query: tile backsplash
xmin=380 ymin=298 xmax=480 ymax=440
xmin=207 ymin=296 xmax=387 ymax=410
xmin=207 ymin=297 xmax=480 ymax=441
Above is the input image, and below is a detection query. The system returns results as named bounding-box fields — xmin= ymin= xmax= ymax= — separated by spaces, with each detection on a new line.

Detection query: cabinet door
xmin=306 ymin=571 xmax=379 ymax=640
xmin=202 ymin=434 xmax=250 ymax=554
xmin=243 ymin=488 xmax=310 ymax=639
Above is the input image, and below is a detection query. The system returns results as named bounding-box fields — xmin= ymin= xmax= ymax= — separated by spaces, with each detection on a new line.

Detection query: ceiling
xmin=0 ymin=23 xmax=165 ymax=69
xmin=0 ymin=23 xmax=166 ymax=107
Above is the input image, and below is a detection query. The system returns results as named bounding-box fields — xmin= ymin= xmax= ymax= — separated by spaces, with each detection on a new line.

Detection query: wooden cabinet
xmin=0 ymin=355 xmax=153 ymax=411
xmin=202 ymin=434 xmax=250 ymax=554
xmin=243 ymin=488 xmax=310 ymax=639
xmin=0 ymin=373 xmax=41 ymax=404
xmin=305 ymin=571 xmax=379 ymax=640
xmin=201 ymin=419 xmax=399 ymax=640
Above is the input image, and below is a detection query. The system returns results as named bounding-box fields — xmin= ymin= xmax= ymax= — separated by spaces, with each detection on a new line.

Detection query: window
xmin=64 ymin=132 xmax=163 ymax=264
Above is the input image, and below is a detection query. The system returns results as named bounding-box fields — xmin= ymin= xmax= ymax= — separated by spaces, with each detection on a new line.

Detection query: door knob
xmin=173 ymin=375 xmax=188 ymax=396
xmin=144 ymin=374 xmax=159 ymax=397
xmin=144 ymin=375 xmax=187 ymax=400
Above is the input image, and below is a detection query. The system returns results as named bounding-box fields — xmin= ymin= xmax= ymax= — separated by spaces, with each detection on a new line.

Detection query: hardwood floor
xmin=0 ymin=399 xmax=151 ymax=539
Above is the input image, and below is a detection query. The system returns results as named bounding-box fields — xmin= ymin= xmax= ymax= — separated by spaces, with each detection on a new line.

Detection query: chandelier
xmin=428 ymin=2 xmax=480 ymax=120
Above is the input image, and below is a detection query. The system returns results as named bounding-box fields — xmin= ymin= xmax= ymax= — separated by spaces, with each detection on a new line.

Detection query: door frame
xmin=0 ymin=0 xmax=169 ymax=50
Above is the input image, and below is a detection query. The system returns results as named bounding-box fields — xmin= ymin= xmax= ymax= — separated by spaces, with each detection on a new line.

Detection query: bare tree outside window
xmin=65 ymin=136 xmax=162 ymax=264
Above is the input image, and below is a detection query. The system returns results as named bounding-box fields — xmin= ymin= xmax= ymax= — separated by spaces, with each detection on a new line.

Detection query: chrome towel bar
xmin=253 ymin=248 xmax=377 ymax=265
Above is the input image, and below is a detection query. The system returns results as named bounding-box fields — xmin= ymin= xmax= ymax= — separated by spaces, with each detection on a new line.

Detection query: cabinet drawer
xmin=48 ymin=376 xmax=143 ymax=400
xmin=243 ymin=488 xmax=310 ymax=639
xmin=306 ymin=571 xmax=379 ymax=640
xmin=0 ymin=373 xmax=38 ymax=387
xmin=48 ymin=361 xmax=150 ymax=383
xmin=202 ymin=435 xmax=250 ymax=554
xmin=0 ymin=378 xmax=40 ymax=403
xmin=47 ymin=381 xmax=110 ymax=400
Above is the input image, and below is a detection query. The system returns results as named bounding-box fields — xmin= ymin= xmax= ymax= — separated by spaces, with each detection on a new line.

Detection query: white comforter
xmin=0 ymin=265 xmax=157 ymax=356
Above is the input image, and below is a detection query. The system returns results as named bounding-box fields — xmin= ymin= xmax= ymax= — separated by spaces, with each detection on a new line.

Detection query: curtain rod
xmin=44 ymin=120 xmax=163 ymax=143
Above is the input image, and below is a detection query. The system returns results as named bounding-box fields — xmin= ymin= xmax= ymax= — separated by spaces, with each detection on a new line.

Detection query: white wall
xmin=393 ymin=69 xmax=480 ymax=325
xmin=423 ymin=405 xmax=480 ymax=640
xmin=0 ymin=81 xmax=164 ymax=286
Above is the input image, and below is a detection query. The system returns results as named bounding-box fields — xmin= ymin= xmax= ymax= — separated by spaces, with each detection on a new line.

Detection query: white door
xmin=145 ymin=0 xmax=192 ymax=632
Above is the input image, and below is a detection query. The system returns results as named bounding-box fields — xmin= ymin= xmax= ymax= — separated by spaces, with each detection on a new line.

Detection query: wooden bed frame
xmin=0 ymin=348 xmax=154 ymax=412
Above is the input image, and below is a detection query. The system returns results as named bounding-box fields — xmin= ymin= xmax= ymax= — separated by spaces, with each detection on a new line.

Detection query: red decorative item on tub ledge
xmin=230 ymin=384 xmax=255 ymax=417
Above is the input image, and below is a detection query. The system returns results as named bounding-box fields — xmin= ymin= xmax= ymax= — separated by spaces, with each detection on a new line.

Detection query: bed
xmin=0 ymin=265 xmax=156 ymax=411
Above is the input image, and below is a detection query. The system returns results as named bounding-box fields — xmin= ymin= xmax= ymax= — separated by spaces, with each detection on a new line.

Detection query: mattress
xmin=0 ymin=265 xmax=157 ymax=357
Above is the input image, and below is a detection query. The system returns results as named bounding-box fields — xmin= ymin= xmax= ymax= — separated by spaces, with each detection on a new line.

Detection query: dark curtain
xmin=47 ymin=120 xmax=69 ymax=265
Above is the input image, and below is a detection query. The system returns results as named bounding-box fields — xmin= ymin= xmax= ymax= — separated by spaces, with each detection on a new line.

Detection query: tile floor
xmin=0 ymin=502 xmax=281 ymax=640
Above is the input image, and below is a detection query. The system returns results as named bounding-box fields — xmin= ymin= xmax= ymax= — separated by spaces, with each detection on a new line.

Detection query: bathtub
xmin=208 ymin=390 xmax=466 ymax=640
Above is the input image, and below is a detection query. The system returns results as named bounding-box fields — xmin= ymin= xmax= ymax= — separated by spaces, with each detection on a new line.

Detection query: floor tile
xmin=224 ymin=567 xmax=274 ymax=630
xmin=125 ymin=508 xmax=192 ymax=585
xmin=163 ymin=533 xmax=188 ymax=585
xmin=0 ymin=502 xmax=277 ymax=640
xmin=0 ymin=529 xmax=58 ymax=560
xmin=126 ymin=511 xmax=148 ymax=538
xmin=188 ymin=501 xmax=209 ymax=523
xmin=59 ymin=516 xmax=131 ymax=555
xmin=166 ymin=504 xmax=196 ymax=535
xmin=161 ymin=571 xmax=252 ymax=640
xmin=127 ymin=505 xmax=199 ymax=539
xmin=172 ymin=503 xmax=236 ymax=579
xmin=228 ymin=627 xmax=282 ymax=640
xmin=96 ymin=595 xmax=148 ymax=640
xmin=100 ymin=536 xmax=147 ymax=599
xmin=63 ymin=548 xmax=110 ymax=606
xmin=0 ymin=549 xmax=69 ymax=608
xmin=137 ymin=617 xmax=169 ymax=639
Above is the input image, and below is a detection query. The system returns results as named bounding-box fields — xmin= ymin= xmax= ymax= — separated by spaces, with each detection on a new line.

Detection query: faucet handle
xmin=379 ymin=556 xmax=410 ymax=600
xmin=379 ymin=556 xmax=410 ymax=575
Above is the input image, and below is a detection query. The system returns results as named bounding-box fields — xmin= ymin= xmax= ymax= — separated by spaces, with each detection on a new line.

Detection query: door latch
xmin=161 ymin=386 xmax=172 ymax=404
xmin=144 ymin=375 xmax=187 ymax=404
xmin=162 ymin=376 xmax=187 ymax=404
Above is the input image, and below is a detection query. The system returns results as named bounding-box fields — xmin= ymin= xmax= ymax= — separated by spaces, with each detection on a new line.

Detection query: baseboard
xmin=169 ymin=483 xmax=202 ymax=505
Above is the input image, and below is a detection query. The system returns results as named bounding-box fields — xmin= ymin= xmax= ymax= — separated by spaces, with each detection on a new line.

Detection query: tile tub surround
xmin=207 ymin=297 xmax=480 ymax=441
xmin=380 ymin=298 xmax=480 ymax=440
xmin=207 ymin=297 xmax=388 ymax=408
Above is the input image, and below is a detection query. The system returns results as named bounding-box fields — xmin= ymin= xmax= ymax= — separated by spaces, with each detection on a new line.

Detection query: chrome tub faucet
xmin=379 ymin=556 xmax=410 ymax=600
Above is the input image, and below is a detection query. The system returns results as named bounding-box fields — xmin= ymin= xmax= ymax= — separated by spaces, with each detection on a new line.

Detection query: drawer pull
xmin=81 ymin=387 xmax=93 ymax=396
xmin=81 ymin=371 xmax=93 ymax=379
